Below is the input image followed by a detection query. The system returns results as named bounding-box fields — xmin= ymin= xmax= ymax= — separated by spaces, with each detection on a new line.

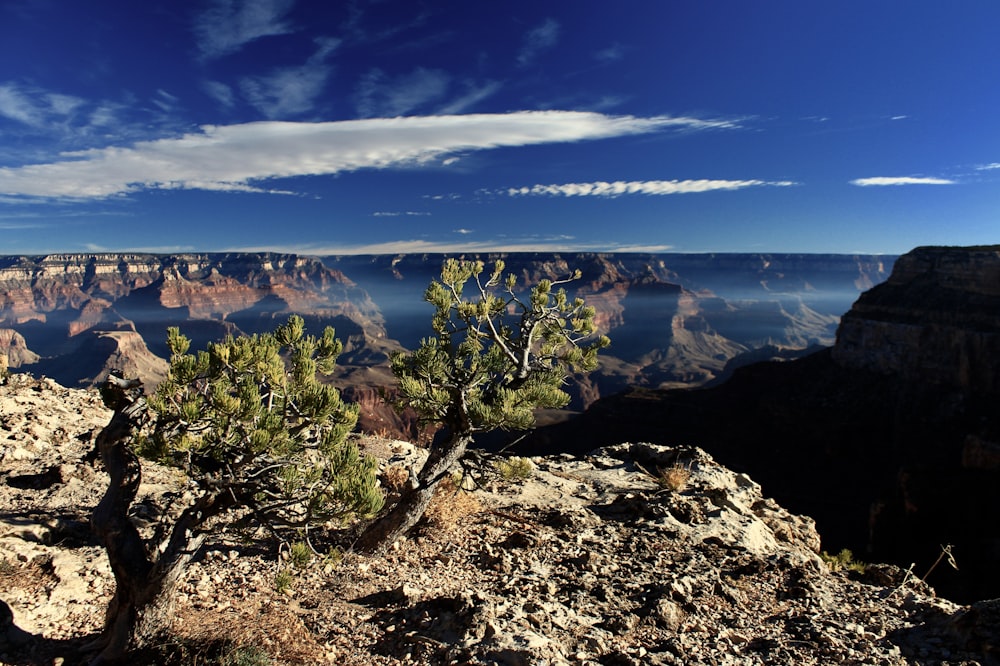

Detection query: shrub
xmin=357 ymin=259 xmax=608 ymax=553
xmin=288 ymin=541 xmax=312 ymax=569
xmin=821 ymin=548 xmax=867 ymax=573
xmin=657 ymin=463 xmax=691 ymax=492
xmin=495 ymin=456 xmax=535 ymax=481
xmin=274 ymin=568 xmax=294 ymax=594
xmin=220 ymin=644 xmax=272 ymax=666
xmin=424 ymin=475 xmax=484 ymax=530
xmin=382 ymin=464 xmax=412 ymax=492
xmin=87 ymin=315 xmax=383 ymax=661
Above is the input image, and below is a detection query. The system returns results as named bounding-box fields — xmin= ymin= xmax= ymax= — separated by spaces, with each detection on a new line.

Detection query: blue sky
xmin=1 ymin=0 xmax=998 ymax=255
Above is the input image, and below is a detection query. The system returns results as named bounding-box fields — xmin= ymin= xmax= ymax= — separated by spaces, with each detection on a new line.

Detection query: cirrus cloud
xmin=850 ymin=176 xmax=956 ymax=186
xmin=518 ymin=18 xmax=560 ymax=66
xmin=506 ymin=179 xmax=797 ymax=198
xmin=193 ymin=0 xmax=297 ymax=60
xmin=0 ymin=111 xmax=739 ymax=201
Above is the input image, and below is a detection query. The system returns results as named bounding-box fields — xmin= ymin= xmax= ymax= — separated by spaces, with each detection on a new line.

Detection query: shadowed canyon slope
xmin=1 ymin=253 xmax=891 ymax=417
xmin=0 ymin=253 xmax=394 ymax=388
xmin=3 ymin=374 xmax=994 ymax=665
xmin=323 ymin=253 xmax=892 ymax=408
xmin=520 ymin=245 xmax=1000 ymax=603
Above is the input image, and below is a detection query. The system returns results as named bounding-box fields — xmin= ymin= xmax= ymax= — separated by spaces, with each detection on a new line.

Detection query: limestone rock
xmin=0 ymin=329 xmax=38 ymax=369
xmin=833 ymin=245 xmax=1000 ymax=393
xmin=2 ymin=368 xmax=992 ymax=666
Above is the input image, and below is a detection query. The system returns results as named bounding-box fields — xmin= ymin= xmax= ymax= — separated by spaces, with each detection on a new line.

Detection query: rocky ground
xmin=1 ymin=373 xmax=997 ymax=665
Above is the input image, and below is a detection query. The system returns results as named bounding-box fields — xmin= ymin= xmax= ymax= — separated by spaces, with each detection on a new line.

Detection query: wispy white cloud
xmin=193 ymin=0 xmax=297 ymax=60
xmin=240 ymin=37 xmax=339 ymax=118
xmin=88 ymin=103 xmax=121 ymax=128
xmin=518 ymin=18 xmax=560 ymax=66
xmin=372 ymin=211 xmax=431 ymax=217
xmin=437 ymin=80 xmax=503 ymax=115
xmin=234 ymin=237 xmax=674 ymax=255
xmin=203 ymin=80 xmax=236 ymax=109
xmin=240 ymin=66 xmax=330 ymax=118
xmin=0 ymin=220 xmax=48 ymax=230
xmin=0 ymin=82 xmax=196 ymax=159
xmin=594 ymin=44 xmax=624 ymax=63
xmin=850 ymin=176 xmax=956 ymax=186
xmin=0 ymin=82 xmax=85 ymax=128
xmin=84 ymin=242 xmax=198 ymax=253
xmin=152 ymin=89 xmax=180 ymax=114
xmin=506 ymin=179 xmax=796 ymax=198
xmin=0 ymin=111 xmax=727 ymax=200
xmin=354 ymin=68 xmax=450 ymax=118
xmin=976 ymin=163 xmax=1000 ymax=171
xmin=454 ymin=228 xmax=473 ymax=235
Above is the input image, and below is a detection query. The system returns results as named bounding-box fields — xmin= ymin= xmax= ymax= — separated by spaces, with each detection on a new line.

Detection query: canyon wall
xmin=2 ymin=252 xmax=891 ymax=407
xmin=833 ymin=245 xmax=1000 ymax=394
xmin=522 ymin=245 xmax=1000 ymax=602
xmin=0 ymin=253 xmax=391 ymax=390
xmin=326 ymin=252 xmax=892 ymax=400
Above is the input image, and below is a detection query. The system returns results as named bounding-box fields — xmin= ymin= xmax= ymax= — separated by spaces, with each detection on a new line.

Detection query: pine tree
xmin=357 ymin=259 xmax=608 ymax=552
xmin=87 ymin=315 xmax=382 ymax=664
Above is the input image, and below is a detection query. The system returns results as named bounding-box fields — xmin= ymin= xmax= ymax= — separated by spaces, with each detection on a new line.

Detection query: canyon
xmin=521 ymin=246 xmax=1000 ymax=603
xmin=0 ymin=251 xmax=891 ymax=418
xmin=3 ymin=246 xmax=1000 ymax=663
xmin=0 ymin=373 xmax=992 ymax=665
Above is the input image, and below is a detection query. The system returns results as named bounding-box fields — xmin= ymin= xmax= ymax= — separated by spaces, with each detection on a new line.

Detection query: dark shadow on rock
xmin=358 ymin=592 xmax=480 ymax=663
xmin=886 ymin=598 xmax=1000 ymax=666
xmin=1 ymin=600 xmax=98 ymax=666
xmin=5 ymin=467 xmax=63 ymax=491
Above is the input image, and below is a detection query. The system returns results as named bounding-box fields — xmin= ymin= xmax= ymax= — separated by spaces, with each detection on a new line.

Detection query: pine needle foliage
xmin=141 ymin=315 xmax=383 ymax=538
xmin=392 ymin=258 xmax=610 ymax=435
xmin=358 ymin=259 xmax=608 ymax=553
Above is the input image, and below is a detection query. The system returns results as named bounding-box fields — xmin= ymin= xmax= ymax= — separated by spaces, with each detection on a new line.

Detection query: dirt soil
xmin=1 ymin=373 xmax=997 ymax=666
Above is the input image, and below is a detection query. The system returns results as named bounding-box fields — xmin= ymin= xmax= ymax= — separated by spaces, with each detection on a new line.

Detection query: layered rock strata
xmin=834 ymin=245 xmax=1000 ymax=394
xmin=522 ymin=246 xmax=1000 ymax=604
xmin=0 ymin=253 xmax=390 ymax=390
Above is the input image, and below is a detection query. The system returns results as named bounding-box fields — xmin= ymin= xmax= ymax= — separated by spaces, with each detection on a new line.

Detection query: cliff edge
xmin=834 ymin=245 xmax=1000 ymax=394
xmin=520 ymin=246 xmax=1000 ymax=604
xmin=0 ymin=374 xmax=993 ymax=665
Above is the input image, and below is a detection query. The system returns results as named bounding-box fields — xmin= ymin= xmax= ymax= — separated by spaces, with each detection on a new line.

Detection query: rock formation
xmin=1 ymin=374 xmax=994 ymax=665
xmin=520 ymin=245 xmax=1000 ymax=604
xmin=34 ymin=329 xmax=169 ymax=390
xmin=833 ymin=245 xmax=1000 ymax=393
xmin=2 ymin=251 xmax=892 ymax=430
xmin=326 ymin=252 xmax=892 ymax=402
xmin=0 ymin=253 xmax=392 ymax=391
xmin=0 ymin=329 xmax=38 ymax=370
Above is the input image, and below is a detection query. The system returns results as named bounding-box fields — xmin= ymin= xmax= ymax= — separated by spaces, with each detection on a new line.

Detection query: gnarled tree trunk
xmin=86 ymin=376 xmax=220 ymax=665
xmin=356 ymin=430 xmax=472 ymax=554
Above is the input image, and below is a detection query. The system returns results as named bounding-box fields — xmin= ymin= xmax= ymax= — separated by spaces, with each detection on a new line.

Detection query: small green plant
xmin=495 ymin=456 xmax=535 ymax=481
xmin=274 ymin=568 xmax=294 ymax=594
xmin=656 ymin=463 xmax=691 ymax=492
xmin=140 ymin=637 xmax=272 ymax=665
xmin=821 ymin=548 xmax=867 ymax=573
xmin=321 ymin=547 xmax=343 ymax=571
xmin=219 ymin=644 xmax=272 ymax=666
xmin=288 ymin=541 xmax=312 ymax=569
